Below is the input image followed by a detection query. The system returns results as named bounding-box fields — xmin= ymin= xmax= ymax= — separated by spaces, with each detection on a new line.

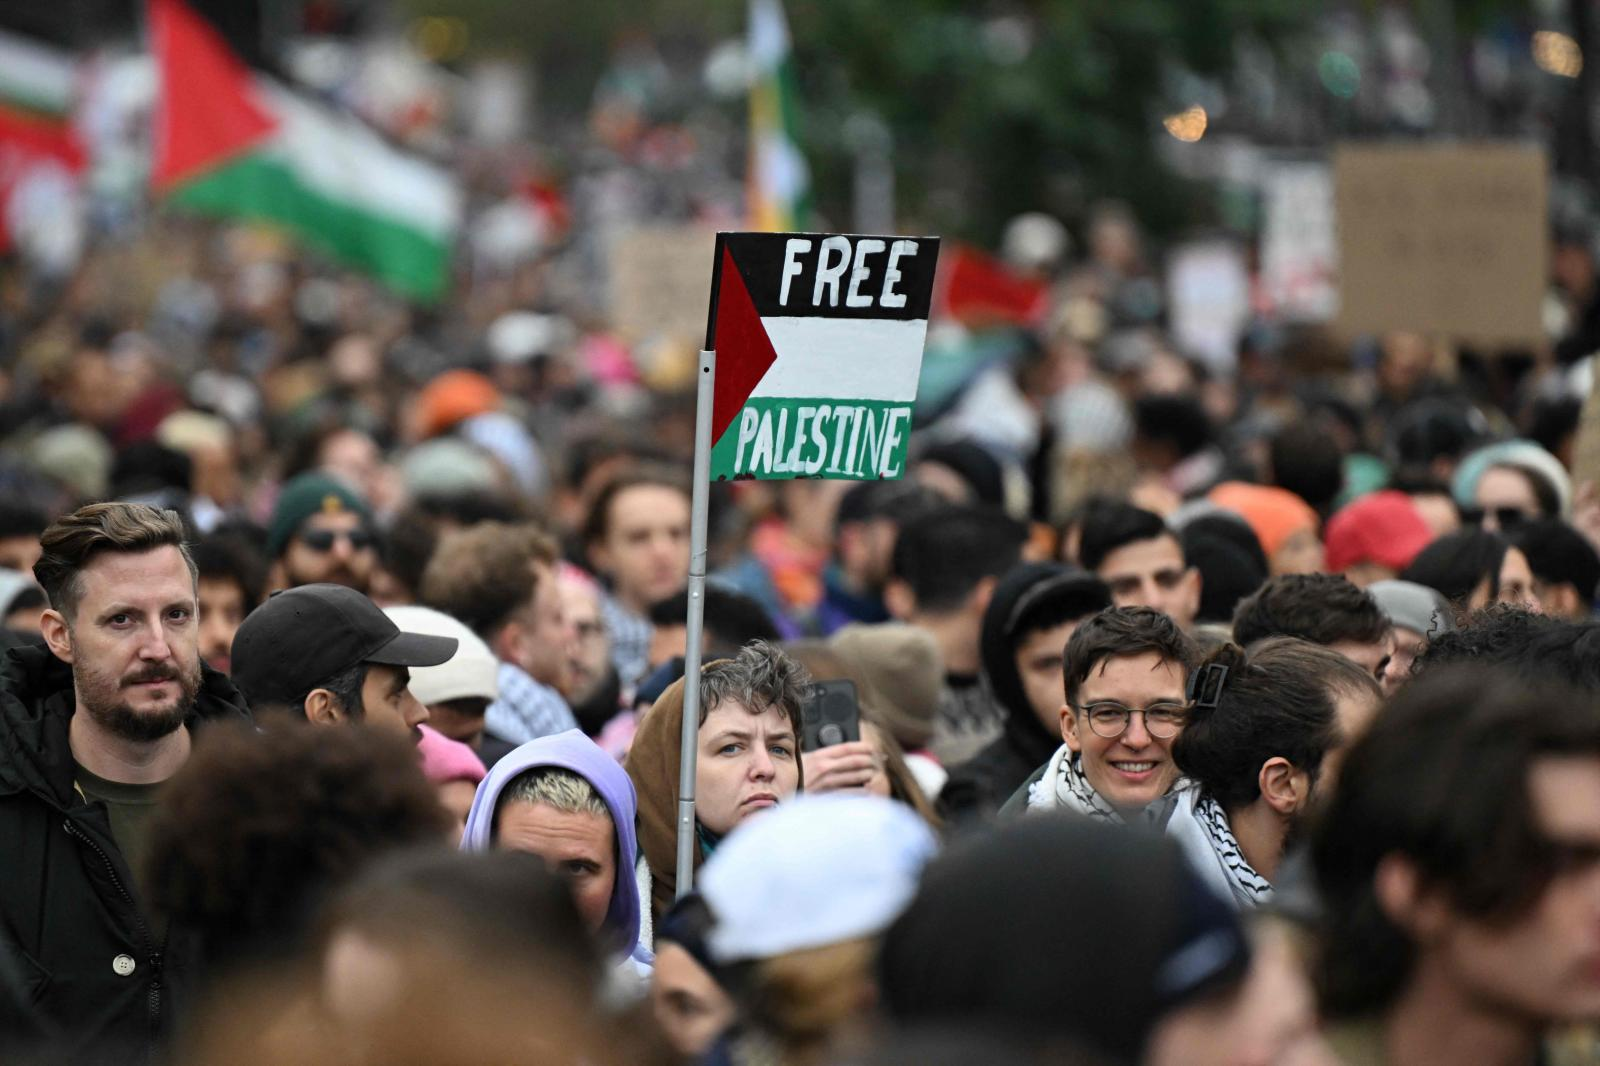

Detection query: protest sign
xmin=610 ymin=225 xmax=718 ymax=344
xmin=1261 ymin=162 xmax=1337 ymax=321
xmin=1334 ymin=144 xmax=1547 ymax=345
xmin=703 ymin=231 xmax=940 ymax=480
xmin=1168 ymin=239 xmax=1250 ymax=374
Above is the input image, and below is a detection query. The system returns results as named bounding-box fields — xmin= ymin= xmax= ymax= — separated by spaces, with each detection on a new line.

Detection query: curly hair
xmin=700 ymin=639 xmax=811 ymax=736
xmin=418 ymin=522 xmax=558 ymax=641
xmin=144 ymin=722 xmax=451 ymax=978
xmin=1230 ymin=574 xmax=1390 ymax=649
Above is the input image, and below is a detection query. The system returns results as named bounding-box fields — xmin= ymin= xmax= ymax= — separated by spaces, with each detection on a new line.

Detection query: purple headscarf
xmin=461 ymin=729 xmax=643 ymax=960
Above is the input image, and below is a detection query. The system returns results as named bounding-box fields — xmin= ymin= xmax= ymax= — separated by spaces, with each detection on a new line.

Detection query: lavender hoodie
xmin=461 ymin=729 xmax=647 ymax=964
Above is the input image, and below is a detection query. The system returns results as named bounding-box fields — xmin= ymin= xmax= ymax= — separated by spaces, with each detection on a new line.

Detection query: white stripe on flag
xmin=259 ymin=81 xmax=460 ymax=240
xmin=750 ymin=316 xmax=928 ymax=403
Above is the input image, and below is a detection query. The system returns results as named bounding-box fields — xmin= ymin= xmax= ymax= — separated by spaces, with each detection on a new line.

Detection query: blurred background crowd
xmin=6 ymin=1 xmax=1600 ymax=1065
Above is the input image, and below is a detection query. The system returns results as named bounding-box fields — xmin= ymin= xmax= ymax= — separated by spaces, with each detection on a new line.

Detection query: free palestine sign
xmin=704 ymin=231 xmax=940 ymax=481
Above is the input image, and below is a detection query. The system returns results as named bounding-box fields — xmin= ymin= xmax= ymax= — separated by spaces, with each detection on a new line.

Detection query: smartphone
xmin=800 ymin=679 xmax=861 ymax=752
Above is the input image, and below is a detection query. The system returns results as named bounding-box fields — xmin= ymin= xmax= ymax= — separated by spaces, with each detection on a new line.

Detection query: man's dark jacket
xmin=0 ymin=643 xmax=249 ymax=1065
xmin=940 ymin=563 xmax=1106 ymax=822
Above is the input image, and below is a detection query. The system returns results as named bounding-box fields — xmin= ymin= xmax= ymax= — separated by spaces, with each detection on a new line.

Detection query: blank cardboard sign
xmin=1335 ymin=144 xmax=1547 ymax=345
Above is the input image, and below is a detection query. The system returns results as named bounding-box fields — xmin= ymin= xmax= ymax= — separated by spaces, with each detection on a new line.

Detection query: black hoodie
xmin=0 ymin=643 xmax=250 ymax=1066
xmin=938 ymin=563 xmax=1110 ymax=821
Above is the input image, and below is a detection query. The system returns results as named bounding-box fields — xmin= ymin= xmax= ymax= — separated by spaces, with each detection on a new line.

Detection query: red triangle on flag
xmin=148 ymin=0 xmax=279 ymax=192
xmin=711 ymin=245 xmax=779 ymax=446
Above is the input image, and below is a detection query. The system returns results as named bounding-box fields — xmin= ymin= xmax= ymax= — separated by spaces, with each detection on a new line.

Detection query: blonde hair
xmin=740 ymin=938 xmax=878 ymax=1064
xmin=495 ymin=766 xmax=609 ymax=824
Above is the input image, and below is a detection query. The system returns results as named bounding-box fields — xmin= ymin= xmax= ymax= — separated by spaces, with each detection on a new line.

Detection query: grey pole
xmin=675 ymin=346 xmax=717 ymax=897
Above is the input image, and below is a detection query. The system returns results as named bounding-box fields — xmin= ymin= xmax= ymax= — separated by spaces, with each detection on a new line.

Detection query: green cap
xmin=267 ymin=473 xmax=372 ymax=559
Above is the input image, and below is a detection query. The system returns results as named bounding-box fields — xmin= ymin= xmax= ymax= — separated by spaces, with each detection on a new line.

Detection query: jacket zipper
xmin=62 ymin=818 xmax=162 ymax=1028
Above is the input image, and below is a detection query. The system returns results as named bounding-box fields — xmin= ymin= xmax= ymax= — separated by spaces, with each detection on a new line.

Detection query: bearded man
xmin=0 ymin=502 xmax=250 ymax=1065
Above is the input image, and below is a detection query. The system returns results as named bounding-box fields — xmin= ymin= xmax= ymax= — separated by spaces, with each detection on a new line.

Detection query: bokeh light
xmin=1163 ymin=106 xmax=1207 ymax=142
xmin=410 ymin=17 xmax=470 ymax=63
xmin=1318 ymin=51 xmax=1360 ymax=98
xmin=1532 ymin=31 xmax=1582 ymax=78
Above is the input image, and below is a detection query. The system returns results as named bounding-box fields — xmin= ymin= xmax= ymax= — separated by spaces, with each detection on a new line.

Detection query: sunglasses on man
xmin=297 ymin=528 xmax=375 ymax=552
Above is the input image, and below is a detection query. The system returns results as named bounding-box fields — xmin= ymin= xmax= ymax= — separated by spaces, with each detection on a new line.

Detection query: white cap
xmin=486 ymin=311 xmax=569 ymax=365
xmin=381 ymin=606 xmax=499 ymax=706
xmin=700 ymin=793 xmax=937 ymax=964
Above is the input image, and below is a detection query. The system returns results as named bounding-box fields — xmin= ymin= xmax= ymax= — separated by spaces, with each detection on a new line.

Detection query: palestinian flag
xmin=705 ymin=232 xmax=940 ymax=481
xmin=148 ymin=0 xmax=459 ymax=302
xmin=0 ymin=30 xmax=85 ymax=261
xmin=746 ymin=0 xmax=810 ymax=232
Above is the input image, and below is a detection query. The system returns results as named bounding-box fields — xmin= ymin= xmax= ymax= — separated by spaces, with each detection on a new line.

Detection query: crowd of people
xmin=4 ymin=193 xmax=1600 ymax=1066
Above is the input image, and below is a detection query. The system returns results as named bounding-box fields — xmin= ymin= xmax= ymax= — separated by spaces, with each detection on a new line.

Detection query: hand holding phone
xmin=800 ymin=679 xmax=861 ymax=751
xmin=802 ymin=741 xmax=880 ymax=793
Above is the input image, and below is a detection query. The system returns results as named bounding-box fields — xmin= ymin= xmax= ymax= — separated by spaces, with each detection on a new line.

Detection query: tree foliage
xmin=408 ymin=0 xmax=1321 ymax=239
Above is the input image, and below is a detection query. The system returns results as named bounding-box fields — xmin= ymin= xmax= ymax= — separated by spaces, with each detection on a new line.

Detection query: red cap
xmin=1324 ymin=491 xmax=1435 ymax=574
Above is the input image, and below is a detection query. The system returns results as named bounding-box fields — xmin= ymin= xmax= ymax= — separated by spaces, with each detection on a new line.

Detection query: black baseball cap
xmin=231 ymin=583 xmax=459 ymax=712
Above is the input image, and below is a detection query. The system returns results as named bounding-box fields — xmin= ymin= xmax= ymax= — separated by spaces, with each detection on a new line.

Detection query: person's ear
xmin=969 ymin=575 xmax=999 ymax=619
xmin=303 ymin=687 xmax=348 ymax=727
xmin=884 ymin=579 xmax=915 ymax=621
xmin=489 ymin=620 xmax=523 ymax=666
xmin=1060 ymin=702 xmax=1083 ymax=751
xmin=1374 ymin=853 xmax=1450 ymax=940
xmin=39 ymin=609 xmax=72 ymax=664
xmin=586 ymin=539 xmax=613 ymax=579
xmin=265 ymin=560 xmax=288 ymax=595
xmin=1182 ymin=566 xmax=1203 ymax=615
xmin=1258 ymin=756 xmax=1310 ymax=816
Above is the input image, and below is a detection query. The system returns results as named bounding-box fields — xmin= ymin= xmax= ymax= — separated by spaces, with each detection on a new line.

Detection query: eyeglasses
xmin=1076 ymin=700 xmax=1188 ymax=739
xmin=1461 ymin=506 xmax=1530 ymax=530
xmin=1537 ymin=835 xmax=1600 ymax=878
xmin=298 ymin=528 xmax=375 ymax=553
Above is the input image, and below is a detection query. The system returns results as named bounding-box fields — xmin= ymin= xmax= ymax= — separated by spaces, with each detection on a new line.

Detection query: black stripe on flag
xmin=710 ymin=232 xmax=939 ymax=325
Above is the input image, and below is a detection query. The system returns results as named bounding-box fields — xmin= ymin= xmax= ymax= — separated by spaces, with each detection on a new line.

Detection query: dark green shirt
xmin=75 ymin=764 xmax=166 ymax=942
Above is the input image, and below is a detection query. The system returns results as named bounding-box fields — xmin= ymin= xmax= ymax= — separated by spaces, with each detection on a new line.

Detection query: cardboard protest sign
xmin=1571 ymin=361 xmax=1600 ymax=494
xmin=704 ymin=232 xmax=940 ymax=480
xmin=611 ymin=225 xmax=718 ymax=344
xmin=1334 ymin=144 xmax=1547 ymax=345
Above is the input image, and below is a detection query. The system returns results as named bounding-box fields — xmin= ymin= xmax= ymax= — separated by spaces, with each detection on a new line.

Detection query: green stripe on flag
xmin=712 ymin=397 xmax=914 ymax=481
xmin=170 ymin=153 xmax=450 ymax=302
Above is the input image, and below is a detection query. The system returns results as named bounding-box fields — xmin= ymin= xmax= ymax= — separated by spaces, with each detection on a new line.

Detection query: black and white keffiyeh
xmin=1165 ymin=786 xmax=1274 ymax=909
xmin=1025 ymin=744 xmax=1189 ymax=829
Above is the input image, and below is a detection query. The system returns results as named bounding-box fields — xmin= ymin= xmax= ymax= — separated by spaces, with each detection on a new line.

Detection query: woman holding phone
xmin=627 ymin=641 xmax=810 ymax=925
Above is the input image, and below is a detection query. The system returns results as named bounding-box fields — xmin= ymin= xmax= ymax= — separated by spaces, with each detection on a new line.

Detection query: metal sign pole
xmin=675 ymin=347 xmax=717 ymax=898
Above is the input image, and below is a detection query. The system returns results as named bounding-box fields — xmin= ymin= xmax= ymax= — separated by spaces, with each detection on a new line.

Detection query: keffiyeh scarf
xmin=1165 ymin=786 xmax=1274 ymax=909
xmin=1026 ymin=744 xmax=1131 ymax=823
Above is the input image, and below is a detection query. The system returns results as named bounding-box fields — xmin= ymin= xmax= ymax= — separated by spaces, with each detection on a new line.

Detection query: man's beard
xmin=286 ymin=559 xmax=369 ymax=594
xmin=567 ymin=665 xmax=622 ymax=737
xmin=74 ymin=655 xmax=203 ymax=743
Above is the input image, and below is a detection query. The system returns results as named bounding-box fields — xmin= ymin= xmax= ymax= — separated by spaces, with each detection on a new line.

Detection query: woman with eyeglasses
xmin=1166 ymin=639 xmax=1379 ymax=909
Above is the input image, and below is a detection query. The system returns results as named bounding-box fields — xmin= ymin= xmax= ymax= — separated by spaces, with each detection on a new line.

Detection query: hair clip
xmin=1187 ymin=663 xmax=1229 ymax=710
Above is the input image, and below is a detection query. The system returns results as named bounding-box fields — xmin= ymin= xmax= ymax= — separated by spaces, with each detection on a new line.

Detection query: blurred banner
xmin=610 ymin=225 xmax=718 ymax=347
xmin=1260 ymin=161 xmax=1337 ymax=322
xmin=1167 ymin=240 xmax=1250 ymax=376
xmin=1334 ymin=143 xmax=1547 ymax=345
